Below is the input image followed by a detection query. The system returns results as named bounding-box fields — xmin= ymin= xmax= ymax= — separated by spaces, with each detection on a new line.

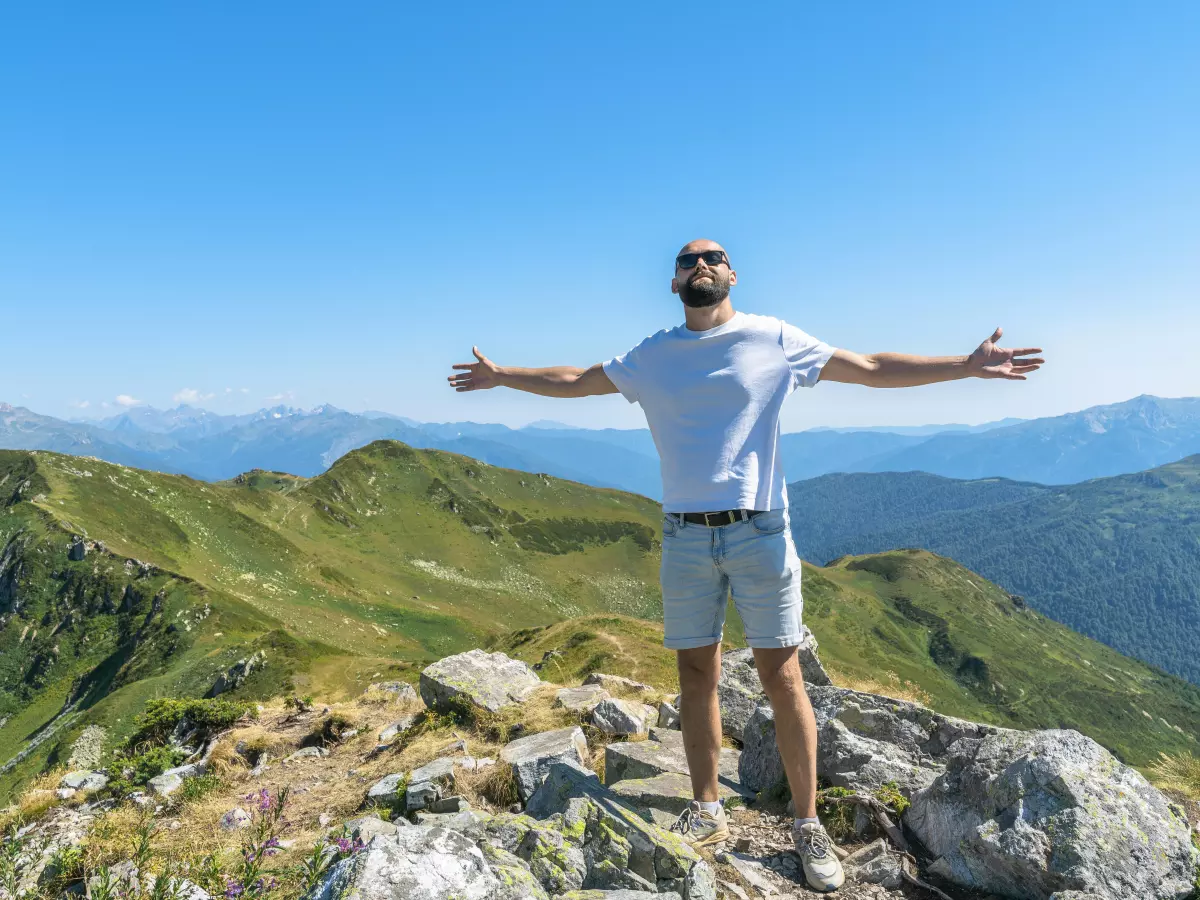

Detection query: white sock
xmin=697 ymin=799 xmax=722 ymax=815
xmin=794 ymin=816 xmax=820 ymax=830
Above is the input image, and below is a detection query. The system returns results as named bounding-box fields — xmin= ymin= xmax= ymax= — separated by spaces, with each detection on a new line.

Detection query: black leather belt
xmin=675 ymin=509 xmax=762 ymax=527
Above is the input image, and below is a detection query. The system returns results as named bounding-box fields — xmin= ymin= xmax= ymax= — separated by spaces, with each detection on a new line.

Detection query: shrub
xmin=816 ymin=786 xmax=857 ymax=841
xmin=128 ymin=698 xmax=254 ymax=749
xmin=179 ymin=774 xmax=221 ymax=803
xmin=104 ymin=745 xmax=187 ymax=797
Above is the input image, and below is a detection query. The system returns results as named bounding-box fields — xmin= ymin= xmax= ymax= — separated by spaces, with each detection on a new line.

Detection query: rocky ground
xmin=1 ymin=639 xmax=1197 ymax=900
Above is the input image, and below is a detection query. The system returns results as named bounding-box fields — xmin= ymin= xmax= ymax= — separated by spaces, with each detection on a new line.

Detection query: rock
xmin=1049 ymin=894 xmax=1109 ymax=900
xmin=303 ymin=825 xmax=514 ymax=900
xmin=657 ymin=701 xmax=680 ymax=730
xmin=406 ymin=782 xmax=441 ymax=813
xmin=339 ymin=816 xmax=398 ymax=843
xmin=410 ymin=755 xmax=474 ymax=784
xmin=841 ymin=840 xmax=902 ymax=889
xmin=555 ymin=685 xmax=610 ymax=713
xmin=428 ymin=796 xmax=470 ymax=814
xmin=557 ymin=892 xmax=680 ymax=900
xmin=609 ymin=772 xmax=744 ymax=817
xmin=379 ymin=716 xmax=417 ymax=743
xmin=420 ymin=650 xmax=541 ymax=714
xmin=605 ymin=730 xmax=747 ymax=801
xmin=364 ymin=773 xmax=406 ymax=808
xmin=206 ymin=650 xmax=266 ymax=698
xmin=905 ymin=728 xmax=1200 ymax=900
xmin=525 ymin=762 xmax=718 ymax=899
xmin=146 ymin=764 xmax=197 ymax=797
xmin=591 ymin=698 xmax=652 ymax=737
xmin=717 ymin=639 xmax=829 ymax=743
xmin=219 ymin=808 xmax=252 ymax=831
xmin=500 ymin=726 xmax=590 ymax=801
xmin=69 ymin=537 xmax=87 ymax=561
xmin=59 ymin=771 xmax=108 ymax=792
xmin=67 ymin=725 xmax=107 ymax=770
xmin=367 ymin=681 xmax=419 ymax=703
xmin=583 ymin=673 xmax=654 ymax=694
xmin=318 ymin=813 xmax=332 ymax=827
xmin=740 ymin=685 xmax=998 ymax=796
xmin=285 ymin=746 xmax=329 ymax=762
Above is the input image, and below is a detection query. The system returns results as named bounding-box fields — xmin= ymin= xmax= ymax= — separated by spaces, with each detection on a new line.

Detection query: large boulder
xmin=420 ymin=650 xmax=540 ymax=714
xmin=905 ymin=729 xmax=1200 ymax=900
xmin=303 ymin=826 xmax=532 ymax=900
xmin=555 ymin=685 xmax=609 ymax=713
xmin=604 ymin=729 xmax=747 ymax=802
xmin=717 ymin=636 xmax=829 ymax=742
xmin=59 ymin=771 xmax=108 ymax=793
xmin=591 ymin=699 xmax=652 ymax=737
xmin=739 ymin=685 xmax=997 ymax=796
xmin=500 ymin=726 xmax=590 ymax=801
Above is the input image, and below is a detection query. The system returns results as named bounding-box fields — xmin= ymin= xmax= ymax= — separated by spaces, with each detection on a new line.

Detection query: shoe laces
xmin=799 ymin=826 xmax=833 ymax=860
xmin=670 ymin=806 xmax=697 ymax=835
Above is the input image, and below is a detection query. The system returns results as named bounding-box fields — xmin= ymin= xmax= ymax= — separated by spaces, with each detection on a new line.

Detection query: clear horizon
xmin=3 ymin=4 xmax=1198 ymax=430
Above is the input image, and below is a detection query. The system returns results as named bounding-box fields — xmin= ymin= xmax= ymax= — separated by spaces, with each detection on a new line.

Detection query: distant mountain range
xmin=787 ymin=456 xmax=1200 ymax=686
xmin=4 ymin=394 xmax=1200 ymax=496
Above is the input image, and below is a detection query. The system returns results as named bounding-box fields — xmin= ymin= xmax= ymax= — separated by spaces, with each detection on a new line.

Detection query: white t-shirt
xmin=603 ymin=312 xmax=834 ymax=512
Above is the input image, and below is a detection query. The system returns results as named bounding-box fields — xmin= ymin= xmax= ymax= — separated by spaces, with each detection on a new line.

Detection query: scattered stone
xmin=219 ymin=808 xmax=252 ymax=831
xmin=66 ymin=725 xmax=107 ymax=770
xmin=429 ymin=796 xmax=470 ymax=814
xmin=406 ymin=781 xmax=441 ymax=813
xmin=500 ymin=726 xmax=590 ymax=801
xmin=419 ymin=649 xmax=541 ymax=714
xmin=318 ymin=813 xmax=332 ymax=827
xmin=657 ymin=701 xmax=680 ymax=730
xmin=339 ymin=816 xmax=398 ymax=843
xmin=146 ymin=764 xmax=198 ymax=798
xmin=555 ymin=685 xmax=610 ymax=713
xmin=366 ymin=681 xmax=418 ymax=703
xmin=583 ymin=672 xmax=655 ymax=694
xmin=285 ymin=746 xmax=329 ymax=763
xmin=841 ymin=840 xmax=902 ymax=889
xmin=592 ymin=698 xmax=652 ymax=737
xmin=906 ymin=728 xmax=1200 ymax=900
xmin=59 ymin=771 xmax=108 ymax=792
xmin=364 ymin=773 xmax=406 ymax=808
xmin=379 ymin=715 xmax=417 ymax=743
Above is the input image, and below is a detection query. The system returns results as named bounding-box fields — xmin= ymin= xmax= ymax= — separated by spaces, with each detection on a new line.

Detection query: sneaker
xmin=669 ymin=800 xmax=730 ymax=848
xmin=793 ymin=822 xmax=845 ymax=892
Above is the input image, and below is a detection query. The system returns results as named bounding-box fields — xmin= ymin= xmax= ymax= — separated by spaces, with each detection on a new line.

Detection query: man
xmin=448 ymin=238 xmax=1044 ymax=892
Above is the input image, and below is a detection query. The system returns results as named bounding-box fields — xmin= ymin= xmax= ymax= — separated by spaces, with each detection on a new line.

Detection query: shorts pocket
xmin=750 ymin=508 xmax=787 ymax=535
xmin=662 ymin=514 xmax=679 ymax=538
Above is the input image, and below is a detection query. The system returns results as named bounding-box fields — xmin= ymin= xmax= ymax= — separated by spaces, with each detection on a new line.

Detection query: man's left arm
xmin=819 ymin=327 xmax=1044 ymax=388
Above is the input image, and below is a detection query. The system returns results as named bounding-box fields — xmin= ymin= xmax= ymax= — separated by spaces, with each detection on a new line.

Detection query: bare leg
xmin=676 ymin=644 xmax=723 ymax=802
xmin=752 ymin=646 xmax=819 ymax=818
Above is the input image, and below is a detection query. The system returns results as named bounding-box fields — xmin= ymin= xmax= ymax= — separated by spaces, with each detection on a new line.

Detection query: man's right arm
xmin=448 ymin=347 xmax=618 ymax=398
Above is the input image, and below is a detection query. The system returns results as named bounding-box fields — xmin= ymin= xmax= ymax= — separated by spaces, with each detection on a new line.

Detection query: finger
xmin=1011 ymin=356 xmax=1045 ymax=365
xmin=1007 ymin=348 xmax=1043 ymax=356
xmin=1009 ymin=364 xmax=1042 ymax=374
xmin=988 ymin=326 xmax=1003 ymax=344
xmin=473 ymin=346 xmax=486 ymax=362
xmin=1000 ymin=372 xmax=1027 ymax=381
xmin=451 ymin=363 xmax=478 ymax=370
xmin=448 ymin=376 xmax=472 ymax=384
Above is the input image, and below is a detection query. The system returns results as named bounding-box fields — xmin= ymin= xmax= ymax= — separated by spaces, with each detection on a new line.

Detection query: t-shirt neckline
xmin=678 ymin=310 xmax=744 ymax=339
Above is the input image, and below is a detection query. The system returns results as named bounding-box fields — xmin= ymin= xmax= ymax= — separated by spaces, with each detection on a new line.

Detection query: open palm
xmin=968 ymin=328 xmax=1045 ymax=380
xmin=448 ymin=346 xmax=501 ymax=392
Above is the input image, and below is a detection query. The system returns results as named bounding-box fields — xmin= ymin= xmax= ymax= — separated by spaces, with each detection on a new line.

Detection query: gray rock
xmin=339 ymin=817 xmax=398 ymax=843
xmin=556 ymin=685 xmax=610 ymax=713
xmin=1049 ymin=893 xmax=1109 ymax=900
xmin=656 ymin=701 xmax=680 ymax=730
xmin=606 ymin=730 xmax=746 ymax=801
xmin=406 ymin=781 xmax=440 ymax=812
xmin=219 ymin=808 xmax=252 ymax=831
xmin=146 ymin=764 xmax=198 ymax=797
xmin=60 ymin=771 xmax=108 ymax=792
xmin=302 ymin=825 xmax=510 ymax=900
xmin=364 ymin=773 xmax=406 ymax=808
xmin=367 ymin=681 xmax=419 ymax=703
xmin=842 ymin=839 xmax=902 ymax=889
xmin=717 ymin=639 xmax=829 ymax=743
xmin=285 ymin=746 xmax=329 ymax=762
xmin=740 ymin=685 xmax=999 ymax=796
xmin=410 ymin=755 xmax=474 ymax=784
xmin=501 ymin=726 xmax=590 ymax=801
xmin=609 ymin=772 xmax=744 ymax=816
xmin=68 ymin=537 xmax=87 ymax=561
xmin=905 ymin=728 xmax=1200 ymax=900
xmin=591 ymin=698 xmax=651 ymax=737
xmin=66 ymin=725 xmax=107 ymax=770
xmin=556 ymin=892 xmax=680 ymax=900
xmin=419 ymin=650 xmax=540 ymax=714
xmin=206 ymin=651 xmax=266 ymax=699
xmin=379 ymin=716 xmax=417 ymax=743
xmin=582 ymin=673 xmax=655 ymax=694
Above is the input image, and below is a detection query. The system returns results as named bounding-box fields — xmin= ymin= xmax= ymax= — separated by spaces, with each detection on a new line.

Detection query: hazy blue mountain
xmin=804 ymin=417 xmax=1026 ymax=436
xmin=787 ymin=459 xmax=1200 ymax=685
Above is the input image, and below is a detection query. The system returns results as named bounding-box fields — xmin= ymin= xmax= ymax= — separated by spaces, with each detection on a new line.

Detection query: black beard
xmin=678 ymin=272 xmax=730 ymax=308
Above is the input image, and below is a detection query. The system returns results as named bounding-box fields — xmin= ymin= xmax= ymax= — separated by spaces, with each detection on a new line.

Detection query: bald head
xmin=677 ymin=238 xmax=728 ymax=259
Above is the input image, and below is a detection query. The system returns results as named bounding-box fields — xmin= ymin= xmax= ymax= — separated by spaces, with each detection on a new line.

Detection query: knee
xmin=677 ymin=649 xmax=721 ymax=692
xmin=758 ymin=655 xmax=804 ymax=698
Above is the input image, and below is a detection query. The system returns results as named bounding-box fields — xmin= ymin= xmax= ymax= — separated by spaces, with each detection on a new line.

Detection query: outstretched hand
xmin=967 ymin=328 xmax=1045 ymax=381
xmin=448 ymin=347 xmax=502 ymax=392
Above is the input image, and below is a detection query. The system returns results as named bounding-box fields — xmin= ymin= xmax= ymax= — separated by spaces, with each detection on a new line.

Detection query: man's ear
xmin=728 ymin=270 xmax=737 ymax=286
xmin=670 ymin=277 xmax=680 ymax=295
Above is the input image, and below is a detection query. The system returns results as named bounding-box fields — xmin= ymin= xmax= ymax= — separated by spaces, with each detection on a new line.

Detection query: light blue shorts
xmin=660 ymin=507 xmax=805 ymax=650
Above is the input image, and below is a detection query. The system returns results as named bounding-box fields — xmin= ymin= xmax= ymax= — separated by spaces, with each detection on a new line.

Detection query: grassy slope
xmin=2 ymin=443 xmax=1198 ymax=803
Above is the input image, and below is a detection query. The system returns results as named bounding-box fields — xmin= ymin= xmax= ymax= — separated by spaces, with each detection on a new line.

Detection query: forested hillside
xmin=789 ymin=457 xmax=1200 ymax=684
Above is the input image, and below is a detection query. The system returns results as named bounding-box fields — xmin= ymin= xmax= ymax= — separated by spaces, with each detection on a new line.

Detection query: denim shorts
xmin=659 ymin=507 xmax=805 ymax=650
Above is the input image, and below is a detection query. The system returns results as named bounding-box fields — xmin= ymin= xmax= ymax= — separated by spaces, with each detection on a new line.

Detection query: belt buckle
xmin=704 ymin=511 xmax=729 ymax=527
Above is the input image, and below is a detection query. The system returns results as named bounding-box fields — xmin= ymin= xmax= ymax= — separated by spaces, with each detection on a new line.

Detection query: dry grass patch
xmin=827 ymin=668 xmax=932 ymax=706
xmin=1151 ymin=751 xmax=1200 ymax=800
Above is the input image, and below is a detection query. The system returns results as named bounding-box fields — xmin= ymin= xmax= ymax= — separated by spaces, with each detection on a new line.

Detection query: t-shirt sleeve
xmin=780 ymin=321 xmax=836 ymax=389
xmin=602 ymin=340 xmax=647 ymax=404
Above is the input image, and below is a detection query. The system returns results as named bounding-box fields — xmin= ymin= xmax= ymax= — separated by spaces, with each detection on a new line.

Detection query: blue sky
xmin=2 ymin=3 xmax=1198 ymax=431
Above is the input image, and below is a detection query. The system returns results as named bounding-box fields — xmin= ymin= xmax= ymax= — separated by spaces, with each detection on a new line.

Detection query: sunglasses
xmin=675 ymin=250 xmax=729 ymax=269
